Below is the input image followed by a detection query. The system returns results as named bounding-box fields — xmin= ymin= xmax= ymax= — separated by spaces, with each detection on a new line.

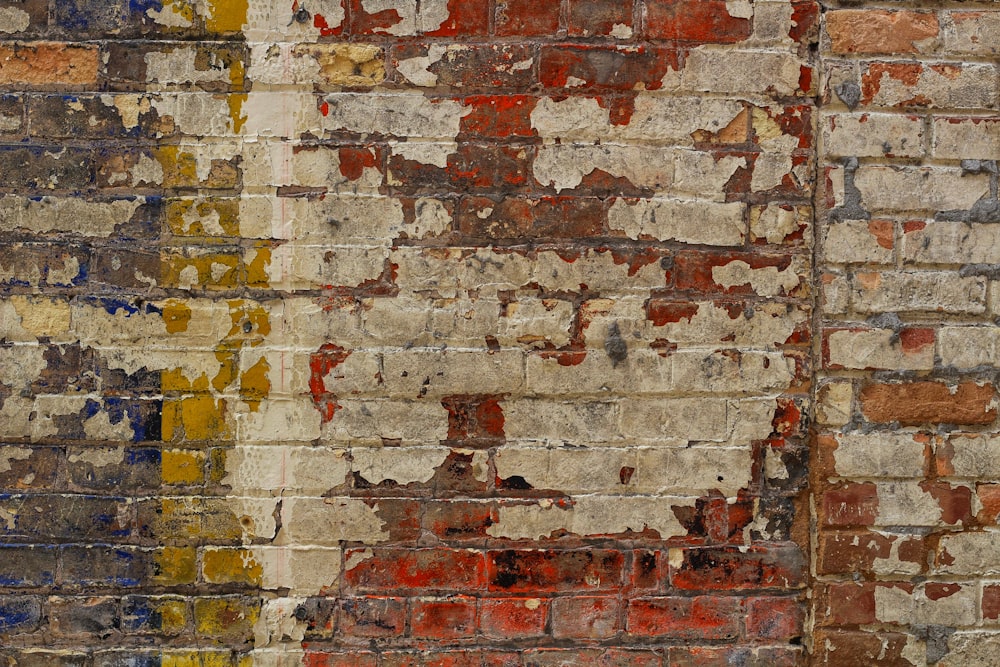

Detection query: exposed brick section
xmin=9 ymin=0 xmax=1000 ymax=665
xmin=817 ymin=2 xmax=1000 ymax=662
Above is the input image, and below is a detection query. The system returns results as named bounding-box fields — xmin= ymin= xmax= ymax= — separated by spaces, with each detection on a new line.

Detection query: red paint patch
xmin=646 ymin=0 xmax=751 ymax=43
xmin=308 ymin=343 xmax=351 ymax=423
xmin=899 ymin=328 xmax=935 ymax=353
xmin=337 ymin=146 xmax=378 ymax=181
xmin=645 ymin=300 xmax=699 ymax=326
xmin=312 ymin=12 xmax=342 ymax=36
xmin=461 ymin=95 xmax=538 ymax=138
xmin=925 ymin=582 xmax=961 ymax=601
xmin=442 ymin=394 xmax=506 ymax=443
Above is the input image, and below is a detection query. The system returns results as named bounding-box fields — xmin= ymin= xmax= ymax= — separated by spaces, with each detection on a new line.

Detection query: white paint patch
xmin=67 ymin=447 xmax=126 ymax=469
xmin=146 ymin=0 xmax=193 ymax=27
xmin=0 ymin=447 xmax=31 ymax=474
xmin=324 ymin=92 xmax=471 ymax=139
xmin=712 ymin=260 xmax=801 ymax=297
xmin=0 ymin=7 xmax=30 ymax=32
xmin=0 ymin=196 xmax=144 ymax=237
xmin=392 ymin=141 xmax=455 ymax=168
xmin=395 ymin=44 xmax=447 ymax=87
xmin=350 ymin=446 xmax=451 ymax=485
xmin=488 ymin=496 xmax=694 ymax=540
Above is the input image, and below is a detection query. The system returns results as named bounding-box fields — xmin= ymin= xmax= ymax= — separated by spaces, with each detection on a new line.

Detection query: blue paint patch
xmin=0 ymin=597 xmax=40 ymax=631
xmin=84 ymin=398 xmax=102 ymax=419
xmin=120 ymin=596 xmax=158 ymax=632
xmin=126 ymin=448 xmax=161 ymax=466
xmin=129 ymin=0 xmax=163 ymax=13
xmin=89 ymin=296 xmax=142 ymax=316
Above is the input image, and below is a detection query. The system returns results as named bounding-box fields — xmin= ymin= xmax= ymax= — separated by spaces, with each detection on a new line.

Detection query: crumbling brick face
xmin=815 ymin=2 xmax=1000 ymax=665
xmin=0 ymin=0 xmax=993 ymax=664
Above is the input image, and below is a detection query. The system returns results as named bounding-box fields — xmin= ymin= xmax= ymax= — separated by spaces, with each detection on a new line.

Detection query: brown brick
xmin=827 ymin=10 xmax=939 ymax=54
xmin=860 ymin=381 xmax=997 ymax=425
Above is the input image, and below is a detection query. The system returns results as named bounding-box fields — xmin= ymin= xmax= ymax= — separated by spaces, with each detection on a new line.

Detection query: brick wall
xmin=0 ymin=1 xmax=995 ymax=665
xmin=814 ymin=4 xmax=1000 ymax=666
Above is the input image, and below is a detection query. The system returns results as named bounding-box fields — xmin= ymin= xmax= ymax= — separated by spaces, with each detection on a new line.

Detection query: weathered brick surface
xmin=816 ymin=1 xmax=1000 ymax=663
xmin=3 ymin=0 xmax=999 ymax=665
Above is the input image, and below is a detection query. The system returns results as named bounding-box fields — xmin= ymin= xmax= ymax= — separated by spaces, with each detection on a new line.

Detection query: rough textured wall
xmin=814 ymin=5 xmax=1000 ymax=666
xmin=0 ymin=1 xmax=994 ymax=666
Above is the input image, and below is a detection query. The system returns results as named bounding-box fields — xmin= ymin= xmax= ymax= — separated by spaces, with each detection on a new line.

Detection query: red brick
xmin=860 ymin=381 xmax=997 ymax=425
xmin=984 ymin=585 xmax=1000 ymax=620
xmin=460 ymin=95 xmax=538 ymax=138
xmin=669 ymin=646 xmax=802 ymax=667
xmin=424 ymin=0 xmax=491 ymax=37
xmin=488 ymin=550 xmax=625 ymax=593
xmin=344 ymin=548 xmax=487 ymax=593
xmin=422 ymin=500 xmax=495 ymax=542
xmin=388 ymin=143 xmax=532 ymax=195
xmin=820 ymin=483 xmax=879 ymax=526
xmin=458 ymin=196 xmax=607 ymax=242
xmin=539 ymin=45 xmax=678 ymax=91
xmin=567 ymin=0 xmax=633 ymax=37
xmin=817 ymin=531 xmax=926 ymax=576
xmin=393 ymin=44 xmax=535 ymax=89
xmin=645 ymin=0 xmax=751 ymax=43
xmin=816 ymin=582 xmax=877 ymax=626
xmin=626 ymin=596 xmax=741 ymax=640
xmin=305 ymin=652 xmax=379 ymax=667
xmin=674 ymin=251 xmax=801 ymax=296
xmin=479 ymin=597 xmax=549 ymax=639
xmin=746 ymin=596 xmax=804 ymax=640
xmin=813 ymin=629 xmax=914 ymax=666
xmin=494 ymin=0 xmax=561 ymax=36
xmin=551 ymin=596 xmax=619 ymax=639
xmin=670 ymin=545 xmax=805 ymax=591
xmin=410 ymin=597 xmax=477 ymax=639
xmin=338 ymin=596 xmax=406 ymax=638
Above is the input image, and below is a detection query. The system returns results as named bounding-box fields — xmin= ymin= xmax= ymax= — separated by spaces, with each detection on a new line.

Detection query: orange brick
xmin=0 ymin=43 xmax=100 ymax=86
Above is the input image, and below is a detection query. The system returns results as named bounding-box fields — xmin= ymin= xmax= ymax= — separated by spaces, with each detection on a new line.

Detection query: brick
xmin=479 ymin=598 xmax=548 ymax=639
xmin=746 ymin=596 xmax=803 ymax=640
xmin=860 ymin=381 xmax=996 ymax=425
xmin=488 ymin=550 xmax=624 ymax=593
xmin=494 ymin=0 xmax=560 ymax=36
xmin=626 ymin=596 xmax=741 ymax=640
xmin=551 ymin=596 xmax=619 ymax=639
xmin=813 ymin=629 xmax=916 ymax=666
xmin=903 ymin=222 xmax=1000 ymax=265
xmin=393 ymin=44 xmax=535 ymax=89
xmin=824 ymin=112 xmax=925 ymax=158
xmin=850 ymin=271 xmax=986 ymax=315
xmin=49 ymin=597 xmax=119 ymax=638
xmin=826 ymin=10 xmax=939 ymax=54
xmin=339 ymin=596 xmax=406 ymax=638
xmin=646 ymin=0 xmax=751 ymax=43
xmin=817 ymin=530 xmax=925 ymax=577
xmin=943 ymin=12 xmax=1000 ymax=57
xmin=670 ymin=647 xmax=801 ymax=667
xmin=857 ymin=61 xmax=997 ymax=109
xmin=539 ymin=45 xmax=677 ymax=91
xmin=568 ymin=0 xmax=632 ymax=38
xmin=410 ymin=597 xmax=477 ymax=639
xmin=933 ymin=117 xmax=1000 ymax=160
xmin=344 ymin=548 xmax=487 ymax=593
xmin=0 ymin=43 xmax=100 ymax=87
xmin=824 ymin=328 xmax=934 ymax=371
xmin=670 ymin=545 xmax=806 ymax=591
xmin=0 ymin=595 xmax=41 ymax=633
